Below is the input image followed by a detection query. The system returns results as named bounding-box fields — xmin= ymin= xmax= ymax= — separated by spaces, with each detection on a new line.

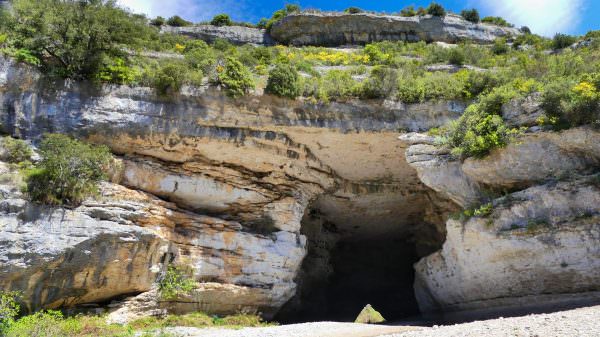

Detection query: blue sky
xmin=119 ymin=0 xmax=599 ymax=37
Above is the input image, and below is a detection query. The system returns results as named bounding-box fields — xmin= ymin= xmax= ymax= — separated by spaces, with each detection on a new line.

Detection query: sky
xmin=118 ymin=0 xmax=599 ymax=37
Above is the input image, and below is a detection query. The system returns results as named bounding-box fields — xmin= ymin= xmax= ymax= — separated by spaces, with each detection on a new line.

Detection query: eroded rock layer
xmin=270 ymin=13 xmax=521 ymax=46
xmin=0 ymin=56 xmax=457 ymax=320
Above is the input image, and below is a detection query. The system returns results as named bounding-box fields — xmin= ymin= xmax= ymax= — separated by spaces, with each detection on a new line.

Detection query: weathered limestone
xmin=0 ymin=55 xmax=456 ymax=319
xmin=271 ymin=13 xmax=521 ymax=46
xmin=161 ymin=25 xmax=274 ymax=46
xmin=0 ymin=165 xmax=306 ymax=317
xmin=415 ymin=178 xmax=600 ymax=313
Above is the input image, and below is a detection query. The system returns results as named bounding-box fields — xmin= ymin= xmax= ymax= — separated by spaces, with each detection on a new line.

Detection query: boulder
xmin=354 ymin=304 xmax=386 ymax=324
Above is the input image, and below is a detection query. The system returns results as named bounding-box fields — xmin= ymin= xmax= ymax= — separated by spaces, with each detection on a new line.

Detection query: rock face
xmin=2 ymin=54 xmax=599 ymax=322
xmin=415 ymin=178 xmax=600 ymax=314
xmin=405 ymin=125 xmax=600 ymax=315
xmin=270 ymin=13 xmax=521 ymax=46
xmin=0 ymin=56 xmax=458 ymax=320
xmin=160 ymin=25 xmax=274 ymax=46
xmin=0 ymin=166 xmax=305 ymax=318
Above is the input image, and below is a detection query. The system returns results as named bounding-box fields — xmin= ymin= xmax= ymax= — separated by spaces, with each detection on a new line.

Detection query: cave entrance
xmin=276 ymin=192 xmax=451 ymax=323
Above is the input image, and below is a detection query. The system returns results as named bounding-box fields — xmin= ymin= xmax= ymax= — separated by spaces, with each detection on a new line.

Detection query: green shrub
xmin=461 ymin=70 xmax=503 ymax=99
xmin=265 ymin=63 xmax=301 ymax=99
xmin=153 ymin=61 xmax=192 ymax=95
xmin=360 ymin=66 xmax=399 ymax=99
xmin=265 ymin=4 xmax=301 ymax=32
xmin=552 ymin=33 xmax=577 ymax=50
xmin=461 ymin=9 xmax=480 ymax=23
xmin=11 ymin=49 xmax=41 ymax=66
xmin=150 ymin=16 xmax=165 ymax=26
xmin=446 ymin=86 xmax=521 ymax=158
xmin=520 ymin=26 xmax=532 ymax=34
xmin=159 ymin=265 xmax=196 ymax=300
xmin=481 ymin=16 xmax=514 ymax=27
xmin=184 ymin=41 xmax=217 ymax=74
xmin=541 ymin=76 xmax=600 ymax=128
xmin=427 ymin=3 xmax=446 ymax=17
xmin=0 ymin=291 xmax=20 ymax=333
xmin=399 ymin=6 xmax=416 ymax=17
xmin=397 ymin=71 xmax=465 ymax=103
xmin=96 ymin=58 xmax=137 ymax=85
xmin=211 ymin=14 xmax=232 ymax=27
xmin=344 ymin=7 xmax=363 ymax=14
xmin=25 ymin=134 xmax=112 ymax=206
xmin=448 ymin=48 xmax=466 ymax=65
xmin=320 ymin=70 xmax=357 ymax=100
xmin=1 ymin=137 xmax=32 ymax=164
xmin=217 ymin=56 xmax=255 ymax=98
xmin=167 ymin=15 xmax=192 ymax=27
xmin=491 ymin=38 xmax=510 ymax=55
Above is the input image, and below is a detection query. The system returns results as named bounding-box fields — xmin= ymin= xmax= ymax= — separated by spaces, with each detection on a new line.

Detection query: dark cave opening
xmin=276 ymin=194 xmax=449 ymax=324
xmin=285 ymin=237 xmax=421 ymax=323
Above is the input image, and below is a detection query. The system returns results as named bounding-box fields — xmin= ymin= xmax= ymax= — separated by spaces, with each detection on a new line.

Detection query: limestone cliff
xmin=1 ymin=52 xmax=599 ymax=323
xmin=270 ymin=13 xmax=521 ymax=46
xmin=0 ymin=56 xmax=459 ymax=320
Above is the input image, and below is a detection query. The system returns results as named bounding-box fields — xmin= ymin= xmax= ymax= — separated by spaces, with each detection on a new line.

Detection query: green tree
xmin=427 ymin=3 xmax=446 ymax=17
xmin=481 ymin=16 xmax=514 ymax=27
xmin=360 ymin=66 xmax=399 ymax=99
xmin=5 ymin=0 xmax=153 ymax=79
xmin=265 ymin=63 xmax=301 ymax=99
xmin=26 ymin=134 xmax=112 ymax=206
xmin=552 ymin=33 xmax=577 ymax=50
xmin=344 ymin=7 xmax=363 ymax=14
xmin=1 ymin=137 xmax=32 ymax=164
xmin=461 ymin=9 xmax=480 ymax=23
xmin=217 ymin=56 xmax=255 ymax=98
xmin=167 ymin=15 xmax=192 ymax=27
xmin=211 ymin=14 xmax=232 ymax=27
xmin=150 ymin=16 xmax=166 ymax=26
xmin=400 ymin=6 xmax=416 ymax=17
xmin=0 ymin=291 xmax=20 ymax=333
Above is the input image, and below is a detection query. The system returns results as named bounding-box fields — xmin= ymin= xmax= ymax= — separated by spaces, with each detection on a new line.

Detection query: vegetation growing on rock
xmin=25 ymin=134 xmax=112 ymax=206
xmin=159 ymin=266 xmax=196 ymax=300
xmin=1 ymin=0 xmax=599 ymax=159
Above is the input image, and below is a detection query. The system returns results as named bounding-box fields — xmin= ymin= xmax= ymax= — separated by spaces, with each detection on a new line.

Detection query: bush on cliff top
xmin=211 ymin=14 xmax=232 ymax=27
xmin=25 ymin=134 xmax=112 ymax=206
xmin=167 ymin=15 xmax=192 ymax=27
xmin=461 ymin=9 xmax=480 ymax=23
xmin=427 ymin=3 xmax=446 ymax=17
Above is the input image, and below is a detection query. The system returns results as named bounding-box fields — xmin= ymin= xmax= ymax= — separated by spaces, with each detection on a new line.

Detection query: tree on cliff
xmin=4 ymin=0 xmax=153 ymax=79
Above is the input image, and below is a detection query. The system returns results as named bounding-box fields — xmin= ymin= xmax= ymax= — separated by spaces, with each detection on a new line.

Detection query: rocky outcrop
xmin=415 ymin=178 xmax=600 ymax=314
xmin=0 ymin=56 xmax=459 ymax=320
xmin=160 ymin=25 xmax=274 ymax=46
xmin=270 ymin=13 xmax=521 ymax=46
xmin=0 ymin=163 xmax=305 ymax=317
xmin=405 ymin=125 xmax=600 ymax=315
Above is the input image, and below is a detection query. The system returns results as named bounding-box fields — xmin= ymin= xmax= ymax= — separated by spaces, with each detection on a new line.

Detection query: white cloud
xmin=118 ymin=0 xmax=251 ymax=23
xmin=474 ymin=0 xmax=584 ymax=36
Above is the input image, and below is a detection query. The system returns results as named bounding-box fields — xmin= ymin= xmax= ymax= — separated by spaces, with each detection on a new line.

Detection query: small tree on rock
xmin=427 ymin=2 xmax=446 ymax=17
xmin=211 ymin=14 xmax=232 ymax=27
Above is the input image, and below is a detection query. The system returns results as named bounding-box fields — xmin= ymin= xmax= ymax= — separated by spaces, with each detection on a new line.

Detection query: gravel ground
xmin=164 ymin=322 xmax=417 ymax=337
xmin=385 ymin=305 xmax=600 ymax=337
xmin=164 ymin=305 xmax=600 ymax=337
